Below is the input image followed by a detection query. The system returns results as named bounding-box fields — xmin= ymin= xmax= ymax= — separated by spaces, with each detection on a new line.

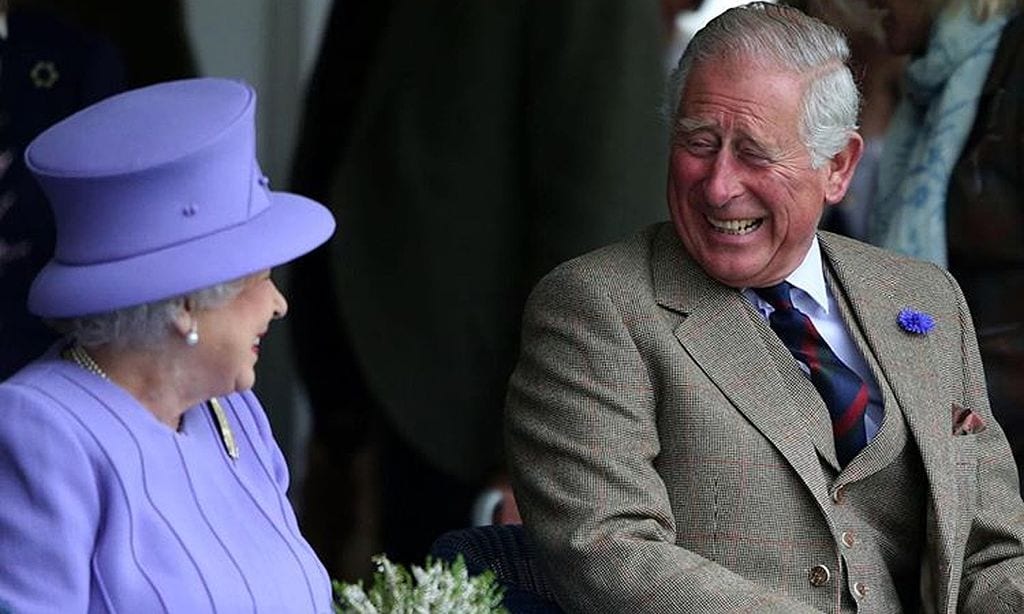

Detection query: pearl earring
xmin=186 ymin=321 xmax=199 ymax=346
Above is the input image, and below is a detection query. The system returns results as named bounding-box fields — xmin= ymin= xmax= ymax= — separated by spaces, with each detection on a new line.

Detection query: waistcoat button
xmin=853 ymin=581 xmax=869 ymax=599
xmin=808 ymin=564 xmax=831 ymax=587
xmin=832 ymin=485 xmax=847 ymax=504
xmin=841 ymin=531 xmax=856 ymax=548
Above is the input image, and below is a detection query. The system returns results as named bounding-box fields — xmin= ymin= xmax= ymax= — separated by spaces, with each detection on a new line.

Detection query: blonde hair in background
xmin=942 ymin=0 xmax=1023 ymax=19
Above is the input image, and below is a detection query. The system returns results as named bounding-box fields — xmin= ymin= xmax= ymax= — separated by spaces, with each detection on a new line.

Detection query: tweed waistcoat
xmin=752 ymin=266 xmax=929 ymax=612
xmin=828 ymin=430 xmax=927 ymax=612
xmin=825 ymin=270 xmax=928 ymax=612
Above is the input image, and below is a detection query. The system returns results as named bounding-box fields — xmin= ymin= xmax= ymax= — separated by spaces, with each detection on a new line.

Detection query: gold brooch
xmin=207 ymin=398 xmax=240 ymax=460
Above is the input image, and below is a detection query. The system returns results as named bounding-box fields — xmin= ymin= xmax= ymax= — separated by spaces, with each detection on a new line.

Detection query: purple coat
xmin=0 ymin=347 xmax=331 ymax=613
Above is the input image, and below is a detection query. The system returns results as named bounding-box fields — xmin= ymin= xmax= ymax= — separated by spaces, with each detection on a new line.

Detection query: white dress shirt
xmin=744 ymin=236 xmax=884 ymax=441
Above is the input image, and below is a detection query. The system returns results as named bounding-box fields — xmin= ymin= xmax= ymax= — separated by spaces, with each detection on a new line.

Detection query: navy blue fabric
xmin=0 ymin=8 xmax=124 ymax=379
xmin=430 ymin=524 xmax=563 ymax=613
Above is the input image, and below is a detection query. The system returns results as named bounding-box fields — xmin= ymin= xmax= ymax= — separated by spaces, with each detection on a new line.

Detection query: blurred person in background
xmin=288 ymin=0 xmax=676 ymax=580
xmin=0 ymin=0 xmax=125 ymax=379
xmin=661 ymin=0 xmax=707 ymax=70
xmin=866 ymin=0 xmax=1024 ymax=487
xmin=782 ymin=0 xmax=905 ymax=241
xmin=16 ymin=0 xmax=197 ymax=88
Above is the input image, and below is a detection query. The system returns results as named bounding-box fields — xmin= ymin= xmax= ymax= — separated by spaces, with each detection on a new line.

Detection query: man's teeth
xmin=707 ymin=217 xmax=762 ymax=235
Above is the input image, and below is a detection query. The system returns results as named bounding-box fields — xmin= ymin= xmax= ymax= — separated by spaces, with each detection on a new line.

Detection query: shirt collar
xmin=784 ymin=235 xmax=829 ymax=313
xmin=742 ymin=235 xmax=829 ymax=314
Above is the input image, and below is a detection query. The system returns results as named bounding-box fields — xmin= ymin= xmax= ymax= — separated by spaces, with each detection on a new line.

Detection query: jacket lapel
xmin=651 ymin=226 xmax=835 ymax=510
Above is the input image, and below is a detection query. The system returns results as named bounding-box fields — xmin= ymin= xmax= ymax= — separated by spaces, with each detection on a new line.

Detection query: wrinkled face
xmin=194 ymin=269 xmax=287 ymax=394
xmin=866 ymin=0 xmax=934 ymax=55
xmin=667 ymin=56 xmax=856 ymax=288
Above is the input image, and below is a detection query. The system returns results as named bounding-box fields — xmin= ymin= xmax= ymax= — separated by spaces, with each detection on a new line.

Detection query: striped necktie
xmin=754 ymin=282 xmax=869 ymax=466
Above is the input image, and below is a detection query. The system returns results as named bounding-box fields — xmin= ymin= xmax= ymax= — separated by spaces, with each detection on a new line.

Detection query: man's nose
xmin=703 ymin=151 xmax=743 ymax=207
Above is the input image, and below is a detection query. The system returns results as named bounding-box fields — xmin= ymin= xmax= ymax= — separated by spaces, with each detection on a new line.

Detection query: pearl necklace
xmin=63 ymin=343 xmax=109 ymax=379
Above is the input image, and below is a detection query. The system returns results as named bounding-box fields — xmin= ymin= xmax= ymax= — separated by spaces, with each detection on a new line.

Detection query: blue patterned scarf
xmin=868 ymin=5 xmax=1007 ymax=266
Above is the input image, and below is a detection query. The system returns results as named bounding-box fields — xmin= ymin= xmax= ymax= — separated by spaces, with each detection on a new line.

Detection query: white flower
xmin=333 ymin=554 xmax=507 ymax=614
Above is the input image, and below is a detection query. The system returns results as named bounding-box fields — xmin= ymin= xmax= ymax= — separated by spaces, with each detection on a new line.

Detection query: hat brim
xmin=28 ymin=192 xmax=335 ymax=318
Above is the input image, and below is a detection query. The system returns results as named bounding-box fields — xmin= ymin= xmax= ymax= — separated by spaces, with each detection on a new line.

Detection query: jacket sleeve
xmin=0 ymin=385 xmax=99 ymax=614
xmin=949 ymin=266 xmax=1024 ymax=613
xmin=505 ymin=262 xmax=824 ymax=613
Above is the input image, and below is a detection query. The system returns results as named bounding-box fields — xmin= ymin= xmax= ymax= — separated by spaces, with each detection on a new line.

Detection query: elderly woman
xmin=865 ymin=0 xmax=1024 ymax=489
xmin=0 ymin=78 xmax=334 ymax=612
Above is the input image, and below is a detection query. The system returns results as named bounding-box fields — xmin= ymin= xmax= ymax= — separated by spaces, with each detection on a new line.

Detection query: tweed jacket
xmin=505 ymin=223 xmax=1024 ymax=613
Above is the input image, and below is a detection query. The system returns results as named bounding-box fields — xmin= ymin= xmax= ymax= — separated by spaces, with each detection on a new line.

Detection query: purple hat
xmin=25 ymin=77 xmax=335 ymax=318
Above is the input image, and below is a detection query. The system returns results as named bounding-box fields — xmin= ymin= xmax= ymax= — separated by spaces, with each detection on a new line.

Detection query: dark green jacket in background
xmin=290 ymin=0 xmax=672 ymax=482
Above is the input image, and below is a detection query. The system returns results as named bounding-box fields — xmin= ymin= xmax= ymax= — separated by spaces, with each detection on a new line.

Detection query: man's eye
xmin=684 ymin=140 xmax=716 ymax=155
xmin=740 ymin=148 xmax=770 ymax=163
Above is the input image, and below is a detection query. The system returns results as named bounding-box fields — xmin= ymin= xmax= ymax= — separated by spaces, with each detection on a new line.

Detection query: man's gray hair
xmin=665 ymin=1 xmax=860 ymax=169
xmin=52 ymin=278 xmax=248 ymax=348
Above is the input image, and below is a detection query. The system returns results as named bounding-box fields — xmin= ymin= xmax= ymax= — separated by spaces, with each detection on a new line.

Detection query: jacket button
xmin=841 ymin=531 xmax=856 ymax=548
xmin=808 ymin=564 xmax=831 ymax=587
xmin=853 ymin=581 xmax=869 ymax=599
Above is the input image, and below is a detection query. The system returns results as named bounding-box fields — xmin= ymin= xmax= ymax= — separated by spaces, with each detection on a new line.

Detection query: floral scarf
xmin=868 ymin=5 xmax=1007 ymax=266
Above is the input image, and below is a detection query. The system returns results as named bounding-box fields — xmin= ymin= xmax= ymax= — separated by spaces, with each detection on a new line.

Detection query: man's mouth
xmin=707 ymin=216 xmax=763 ymax=235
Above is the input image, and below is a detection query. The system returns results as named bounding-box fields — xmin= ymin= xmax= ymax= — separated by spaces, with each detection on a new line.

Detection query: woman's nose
xmin=271 ymin=282 xmax=288 ymax=320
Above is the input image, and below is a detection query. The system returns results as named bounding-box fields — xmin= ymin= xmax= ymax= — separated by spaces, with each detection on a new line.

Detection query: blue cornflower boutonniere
xmin=897 ymin=308 xmax=934 ymax=335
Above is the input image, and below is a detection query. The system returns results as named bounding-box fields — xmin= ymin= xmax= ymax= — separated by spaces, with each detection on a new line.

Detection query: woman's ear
xmin=171 ymin=299 xmax=193 ymax=338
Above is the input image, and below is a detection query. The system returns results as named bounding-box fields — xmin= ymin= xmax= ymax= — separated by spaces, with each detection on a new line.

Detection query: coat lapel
xmin=651 ymin=226 xmax=835 ymax=511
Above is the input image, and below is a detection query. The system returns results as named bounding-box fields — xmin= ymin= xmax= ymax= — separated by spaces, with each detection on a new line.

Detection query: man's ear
xmin=823 ymin=132 xmax=864 ymax=205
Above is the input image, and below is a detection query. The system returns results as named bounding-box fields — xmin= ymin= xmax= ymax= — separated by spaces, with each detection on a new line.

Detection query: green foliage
xmin=333 ymin=554 xmax=508 ymax=614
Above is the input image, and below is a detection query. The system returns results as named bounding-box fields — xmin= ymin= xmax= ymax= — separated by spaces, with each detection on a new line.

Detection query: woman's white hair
xmin=664 ymin=1 xmax=860 ymax=169
xmin=52 ymin=278 xmax=248 ymax=348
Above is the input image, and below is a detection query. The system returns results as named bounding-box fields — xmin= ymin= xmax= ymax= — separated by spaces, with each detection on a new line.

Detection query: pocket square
xmin=952 ymin=403 xmax=987 ymax=436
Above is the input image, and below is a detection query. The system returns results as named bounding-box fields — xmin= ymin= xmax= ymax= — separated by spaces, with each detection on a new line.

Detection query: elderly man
xmin=505 ymin=3 xmax=1024 ymax=613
